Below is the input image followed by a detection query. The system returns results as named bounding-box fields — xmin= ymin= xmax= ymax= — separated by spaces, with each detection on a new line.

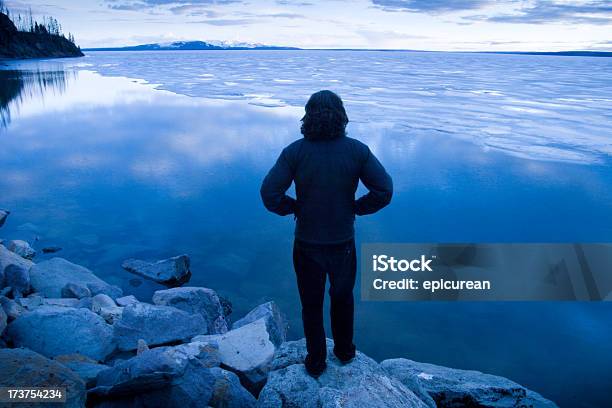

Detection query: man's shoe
xmin=304 ymin=354 xmax=327 ymax=378
xmin=333 ymin=345 xmax=356 ymax=364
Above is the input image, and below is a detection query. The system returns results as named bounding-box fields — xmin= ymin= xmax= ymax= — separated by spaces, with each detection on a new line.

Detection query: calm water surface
xmin=1 ymin=51 xmax=611 ymax=407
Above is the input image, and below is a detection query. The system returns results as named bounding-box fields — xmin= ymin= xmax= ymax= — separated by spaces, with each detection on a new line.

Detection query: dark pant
xmin=293 ymin=238 xmax=357 ymax=364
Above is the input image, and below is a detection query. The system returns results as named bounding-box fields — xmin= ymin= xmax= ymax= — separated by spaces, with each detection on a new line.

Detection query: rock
xmin=42 ymin=246 xmax=62 ymax=254
xmin=92 ymin=293 xmax=123 ymax=324
xmin=113 ymin=302 xmax=207 ymax=351
xmin=61 ymin=282 xmax=91 ymax=299
xmin=0 ymin=295 xmax=24 ymax=321
xmin=116 ymin=294 xmax=138 ymax=306
xmin=122 ymin=254 xmax=191 ymax=286
xmin=258 ymin=339 xmax=428 ymax=408
xmin=0 ymin=348 xmax=86 ymax=408
xmin=4 ymin=263 xmax=30 ymax=297
xmin=0 ymin=244 xmax=33 ymax=289
xmin=193 ymin=317 xmax=275 ymax=392
xmin=153 ymin=287 xmax=228 ymax=334
xmin=3 ymin=239 xmax=36 ymax=260
xmin=29 ymin=257 xmax=115 ymax=298
xmin=15 ymin=294 xmax=43 ymax=310
xmin=55 ymin=353 xmax=108 ymax=388
xmin=209 ymin=367 xmax=257 ymax=408
xmin=0 ymin=209 xmax=9 ymax=227
xmin=219 ymin=295 xmax=233 ymax=319
xmin=89 ymin=342 xmax=251 ymax=407
xmin=233 ymin=301 xmax=287 ymax=347
xmin=7 ymin=306 xmax=115 ymax=361
xmin=381 ymin=358 xmax=558 ymax=408
xmin=0 ymin=306 xmax=6 ymax=336
xmin=87 ymin=281 xmax=123 ymax=300
xmin=137 ymin=339 xmax=149 ymax=355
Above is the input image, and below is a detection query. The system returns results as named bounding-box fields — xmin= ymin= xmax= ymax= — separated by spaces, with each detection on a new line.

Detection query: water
xmin=1 ymin=51 xmax=611 ymax=407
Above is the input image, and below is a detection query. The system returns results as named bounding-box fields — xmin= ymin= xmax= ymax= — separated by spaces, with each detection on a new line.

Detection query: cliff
xmin=0 ymin=12 xmax=83 ymax=59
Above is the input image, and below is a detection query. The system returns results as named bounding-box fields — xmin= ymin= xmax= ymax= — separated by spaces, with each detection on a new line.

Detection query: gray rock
xmin=0 ymin=348 xmax=86 ymax=408
xmin=113 ymin=302 xmax=207 ymax=351
xmin=89 ymin=343 xmax=249 ymax=407
xmin=88 ymin=281 xmax=123 ymax=300
xmin=0 ymin=209 xmax=9 ymax=228
xmin=116 ymin=294 xmax=138 ymax=307
xmin=62 ymin=282 xmax=92 ymax=299
xmin=5 ymin=263 xmax=30 ymax=297
xmin=122 ymin=254 xmax=191 ymax=286
xmin=233 ymin=301 xmax=287 ymax=347
xmin=7 ymin=306 xmax=115 ymax=361
xmin=0 ymin=244 xmax=33 ymax=289
xmin=55 ymin=353 xmax=108 ymax=388
xmin=29 ymin=257 xmax=114 ymax=298
xmin=43 ymin=297 xmax=81 ymax=308
xmin=219 ymin=295 xmax=233 ymax=319
xmin=92 ymin=293 xmax=123 ymax=324
xmin=15 ymin=294 xmax=43 ymax=310
xmin=3 ymin=239 xmax=36 ymax=260
xmin=153 ymin=287 xmax=228 ymax=334
xmin=193 ymin=317 xmax=275 ymax=392
xmin=381 ymin=358 xmax=558 ymax=408
xmin=0 ymin=295 xmax=24 ymax=321
xmin=209 ymin=367 xmax=257 ymax=408
xmin=258 ymin=339 xmax=428 ymax=408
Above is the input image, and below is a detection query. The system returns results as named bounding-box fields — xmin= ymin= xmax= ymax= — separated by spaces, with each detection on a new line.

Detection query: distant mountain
xmin=84 ymin=40 xmax=300 ymax=52
xmin=483 ymin=50 xmax=612 ymax=57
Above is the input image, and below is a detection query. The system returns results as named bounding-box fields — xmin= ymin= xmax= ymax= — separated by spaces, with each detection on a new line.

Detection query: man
xmin=261 ymin=90 xmax=393 ymax=377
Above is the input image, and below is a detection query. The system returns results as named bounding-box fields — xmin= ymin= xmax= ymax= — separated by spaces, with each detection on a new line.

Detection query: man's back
xmin=261 ymin=135 xmax=393 ymax=244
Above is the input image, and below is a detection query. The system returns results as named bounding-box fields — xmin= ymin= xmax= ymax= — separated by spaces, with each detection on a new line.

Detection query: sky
xmin=4 ymin=0 xmax=611 ymax=51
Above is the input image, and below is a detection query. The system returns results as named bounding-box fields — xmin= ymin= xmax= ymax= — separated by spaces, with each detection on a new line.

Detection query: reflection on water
xmin=1 ymin=59 xmax=611 ymax=408
xmin=0 ymin=68 xmax=71 ymax=127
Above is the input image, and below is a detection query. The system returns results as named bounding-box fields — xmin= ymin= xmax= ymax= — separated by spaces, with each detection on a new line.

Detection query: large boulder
xmin=29 ymin=257 xmax=116 ymax=298
xmin=0 ymin=348 xmax=86 ymax=408
xmin=0 ymin=244 xmax=33 ymax=289
xmin=89 ymin=342 xmax=255 ymax=407
xmin=3 ymin=239 xmax=36 ymax=260
xmin=232 ymin=301 xmax=287 ymax=347
xmin=193 ymin=317 xmax=276 ymax=393
xmin=0 ymin=209 xmax=8 ymax=228
xmin=55 ymin=353 xmax=109 ymax=388
xmin=7 ymin=306 xmax=115 ymax=361
xmin=113 ymin=302 xmax=207 ymax=351
xmin=258 ymin=339 xmax=428 ymax=408
xmin=153 ymin=287 xmax=228 ymax=334
xmin=122 ymin=254 xmax=191 ymax=286
xmin=381 ymin=358 xmax=558 ymax=408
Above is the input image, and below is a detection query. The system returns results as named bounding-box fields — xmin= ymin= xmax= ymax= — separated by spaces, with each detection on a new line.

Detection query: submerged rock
xmin=0 ymin=348 xmax=86 ymax=408
xmin=258 ymin=339 xmax=428 ymax=408
xmin=55 ymin=353 xmax=108 ymax=388
xmin=233 ymin=301 xmax=287 ymax=347
xmin=42 ymin=246 xmax=63 ymax=254
xmin=381 ymin=358 xmax=558 ymax=408
xmin=7 ymin=306 xmax=115 ymax=361
xmin=122 ymin=254 xmax=191 ymax=286
xmin=193 ymin=317 xmax=276 ymax=392
xmin=29 ymin=257 xmax=114 ymax=298
xmin=153 ymin=286 xmax=228 ymax=334
xmin=113 ymin=302 xmax=207 ymax=351
xmin=3 ymin=239 xmax=36 ymax=260
xmin=0 ymin=209 xmax=9 ymax=227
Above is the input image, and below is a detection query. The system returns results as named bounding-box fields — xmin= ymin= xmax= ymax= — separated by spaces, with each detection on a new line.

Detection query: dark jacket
xmin=261 ymin=136 xmax=393 ymax=244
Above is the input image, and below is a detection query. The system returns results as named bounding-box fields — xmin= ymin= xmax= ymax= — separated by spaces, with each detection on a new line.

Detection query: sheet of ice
xmin=71 ymin=50 xmax=611 ymax=164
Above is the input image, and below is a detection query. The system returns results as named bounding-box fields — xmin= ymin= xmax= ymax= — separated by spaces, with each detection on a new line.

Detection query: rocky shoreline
xmin=0 ymin=209 xmax=558 ymax=407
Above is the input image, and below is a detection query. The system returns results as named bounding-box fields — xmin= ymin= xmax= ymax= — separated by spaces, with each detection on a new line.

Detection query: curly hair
xmin=300 ymin=90 xmax=349 ymax=140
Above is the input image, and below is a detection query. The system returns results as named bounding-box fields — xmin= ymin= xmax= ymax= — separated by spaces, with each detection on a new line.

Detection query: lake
xmin=1 ymin=50 xmax=611 ymax=407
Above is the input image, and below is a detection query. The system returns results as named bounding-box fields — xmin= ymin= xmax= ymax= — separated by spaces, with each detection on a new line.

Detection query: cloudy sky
xmin=4 ymin=0 xmax=611 ymax=50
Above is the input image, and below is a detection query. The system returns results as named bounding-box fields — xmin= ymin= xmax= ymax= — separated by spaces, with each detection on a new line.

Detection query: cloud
xmin=105 ymin=0 xmax=241 ymax=12
xmin=371 ymin=0 xmax=492 ymax=13
xmin=186 ymin=18 xmax=254 ymax=25
xmin=466 ymin=1 xmax=612 ymax=25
